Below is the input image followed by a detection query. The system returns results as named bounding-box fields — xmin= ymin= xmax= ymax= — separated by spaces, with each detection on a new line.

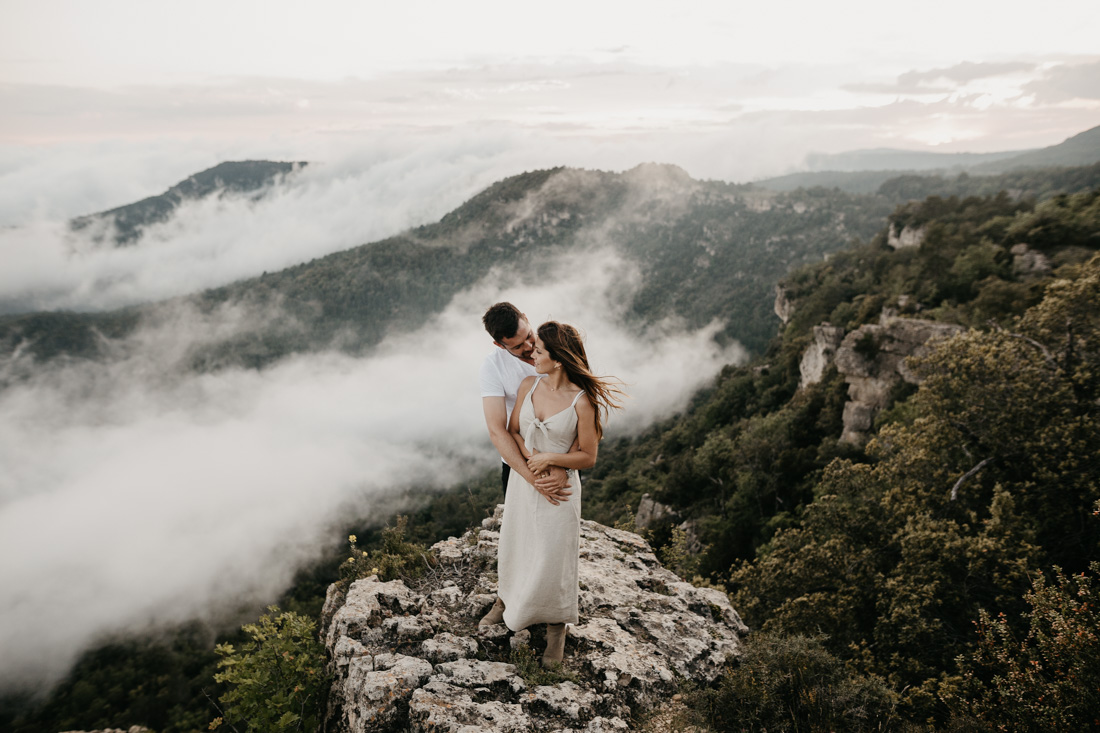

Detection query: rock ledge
xmin=322 ymin=509 xmax=747 ymax=732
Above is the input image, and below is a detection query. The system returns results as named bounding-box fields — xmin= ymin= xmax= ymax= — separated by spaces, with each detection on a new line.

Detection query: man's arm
xmin=483 ymin=396 xmax=531 ymax=479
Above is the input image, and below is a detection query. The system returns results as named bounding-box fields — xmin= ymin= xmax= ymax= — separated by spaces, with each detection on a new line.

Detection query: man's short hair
xmin=483 ymin=302 xmax=524 ymax=343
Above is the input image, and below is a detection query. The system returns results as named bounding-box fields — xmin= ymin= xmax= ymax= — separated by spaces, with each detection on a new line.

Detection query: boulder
xmin=1011 ymin=243 xmax=1052 ymax=278
xmin=323 ymin=509 xmax=747 ymax=732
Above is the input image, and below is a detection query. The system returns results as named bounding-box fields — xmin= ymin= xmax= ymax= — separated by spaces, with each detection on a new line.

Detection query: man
xmin=480 ymin=302 xmax=572 ymax=502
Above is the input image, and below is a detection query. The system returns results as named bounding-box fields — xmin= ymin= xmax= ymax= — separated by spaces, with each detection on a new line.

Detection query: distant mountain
xmin=972 ymin=124 xmax=1100 ymax=171
xmin=0 ymin=164 xmax=895 ymax=375
xmin=756 ymin=123 xmax=1100 ymax=192
xmin=804 ymin=148 xmax=1026 ymax=173
xmin=6 ymin=158 xmax=1100 ymax=386
xmin=69 ymin=160 xmax=307 ymax=246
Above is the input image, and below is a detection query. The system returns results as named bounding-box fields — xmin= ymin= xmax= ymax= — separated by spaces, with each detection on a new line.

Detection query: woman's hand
xmin=534 ymin=476 xmax=572 ymax=505
xmin=527 ymin=453 xmax=554 ymax=474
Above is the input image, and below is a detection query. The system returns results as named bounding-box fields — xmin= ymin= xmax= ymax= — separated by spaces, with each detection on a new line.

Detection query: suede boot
xmin=541 ymin=623 xmax=567 ymax=668
xmin=478 ymin=597 xmax=505 ymax=630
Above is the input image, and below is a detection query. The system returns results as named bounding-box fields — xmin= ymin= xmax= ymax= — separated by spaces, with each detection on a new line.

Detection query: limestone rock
xmin=799 ymin=324 xmax=845 ymax=388
xmin=634 ymin=493 xmax=679 ymax=529
xmin=774 ymin=284 xmax=794 ymax=324
xmin=835 ymin=313 xmax=963 ymax=444
xmin=1011 ymin=243 xmax=1052 ymax=278
xmin=323 ymin=509 xmax=747 ymax=732
xmin=887 ymin=223 xmax=925 ymax=250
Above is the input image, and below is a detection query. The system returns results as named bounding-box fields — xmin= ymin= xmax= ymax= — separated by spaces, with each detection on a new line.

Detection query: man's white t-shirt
xmin=480 ymin=348 xmax=538 ymax=446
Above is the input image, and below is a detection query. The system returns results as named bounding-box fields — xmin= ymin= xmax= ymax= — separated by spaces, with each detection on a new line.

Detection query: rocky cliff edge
xmin=320 ymin=507 xmax=747 ymax=732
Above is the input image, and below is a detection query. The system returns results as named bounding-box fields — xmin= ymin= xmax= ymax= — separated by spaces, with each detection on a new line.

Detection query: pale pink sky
xmin=2 ymin=0 xmax=1097 ymax=161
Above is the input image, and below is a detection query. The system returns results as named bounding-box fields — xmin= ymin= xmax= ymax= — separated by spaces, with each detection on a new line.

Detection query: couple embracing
xmin=477 ymin=303 xmax=623 ymax=667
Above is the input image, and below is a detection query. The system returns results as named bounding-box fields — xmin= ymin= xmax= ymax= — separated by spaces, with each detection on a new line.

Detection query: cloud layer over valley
xmin=0 ymin=248 xmax=745 ymax=692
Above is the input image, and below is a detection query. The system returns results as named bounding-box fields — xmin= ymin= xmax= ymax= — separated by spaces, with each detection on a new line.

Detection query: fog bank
xmin=0 ymin=247 xmax=744 ymax=692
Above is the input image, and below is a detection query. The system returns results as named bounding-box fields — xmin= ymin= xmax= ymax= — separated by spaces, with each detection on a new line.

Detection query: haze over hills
xmin=757 ymin=122 xmax=1100 ymax=192
xmin=3 ymin=143 xmax=1100 ymax=730
xmin=69 ymin=160 xmax=307 ymax=246
xmin=5 ymin=157 xmax=1099 ymax=733
xmin=0 ymin=164 xmax=896 ymax=375
xmin=6 ymin=134 xmax=1100 ymax=384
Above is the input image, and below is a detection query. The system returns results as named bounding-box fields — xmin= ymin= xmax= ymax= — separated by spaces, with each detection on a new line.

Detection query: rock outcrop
xmin=887 ymin=223 xmax=925 ymax=250
xmin=798 ymin=324 xmax=845 ymax=388
xmin=774 ymin=285 xmax=794 ymax=324
xmin=834 ymin=313 xmax=963 ymax=444
xmin=633 ymin=493 xmax=680 ymax=530
xmin=1011 ymin=243 xmax=1052 ymax=278
xmin=322 ymin=509 xmax=747 ymax=732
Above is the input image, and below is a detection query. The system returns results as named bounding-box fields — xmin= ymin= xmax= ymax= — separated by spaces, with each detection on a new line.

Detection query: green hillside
xmin=69 ymin=160 xmax=307 ymax=246
xmin=1 ymin=164 xmax=896 ymax=377
xmin=8 ymin=160 xmax=1100 ymax=387
xmin=4 ymin=168 xmax=1100 ymax=732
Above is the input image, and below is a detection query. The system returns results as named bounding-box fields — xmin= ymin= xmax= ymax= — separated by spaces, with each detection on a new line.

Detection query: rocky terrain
xmin=321 ymin=508 xmax=748 ymax=732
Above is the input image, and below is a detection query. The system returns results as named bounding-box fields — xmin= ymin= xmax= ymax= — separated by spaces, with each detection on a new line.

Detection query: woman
xmin=479 ymin=321 xmax=623 ymax=667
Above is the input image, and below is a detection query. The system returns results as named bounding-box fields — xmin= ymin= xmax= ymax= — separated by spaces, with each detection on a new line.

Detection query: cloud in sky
xmin=1023 ymin=60 xmax=1100 ymax=103
xmin=2 ymin=2 xmax=1099 ymax=180
xmin=0 ymin=246 xmax=745 ymax=692
xmin=845 ymin=61 xmax=1039 ymax=95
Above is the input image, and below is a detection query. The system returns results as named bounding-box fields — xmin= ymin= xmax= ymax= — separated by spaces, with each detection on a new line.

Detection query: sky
xmin=2 ymin=0 xmax=1099 ymax=207
xmin=1 ymin=0 xmax=1099 ymax=695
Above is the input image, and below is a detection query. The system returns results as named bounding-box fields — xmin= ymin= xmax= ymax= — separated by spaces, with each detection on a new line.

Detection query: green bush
xmin=945 ymin=561 xmax=1100 ymax=731
xmin=690 ymin=632 xmax=898 ymax=732
xmin=339 ymin=515 xmax=435 ymax=587
xmin=212 ymin=607 xmax=328 ymax=732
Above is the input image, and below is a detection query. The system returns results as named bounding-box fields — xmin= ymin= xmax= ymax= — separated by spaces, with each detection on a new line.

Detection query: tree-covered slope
xmin=5 ymin=170 xmax=1100 ymax=733
xmin=1 ymin=164 xmax=894 ymax=377
xmin=575 ymin=187 xmax=1100 ymax=728
xmin=69 ymin=160 xmax=307 ymax=246
xmin=8 ymin=160 xmax=1100 ymax=384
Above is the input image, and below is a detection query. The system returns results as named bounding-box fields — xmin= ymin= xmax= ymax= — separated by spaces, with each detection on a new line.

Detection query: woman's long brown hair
xmin=537 ymin=321 xmax=625 ymax=440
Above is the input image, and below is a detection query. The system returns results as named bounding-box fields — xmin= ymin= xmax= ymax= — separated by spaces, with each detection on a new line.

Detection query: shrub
xmin=212 ymin=607 xmax=328 ymax=732
xmin=945 ymin=562 xmax=1100 ymax=731
xmin=690 ymin=632 xmax=898 ymax=732
xmin=339 ymin=515 xmax=435 ymax=587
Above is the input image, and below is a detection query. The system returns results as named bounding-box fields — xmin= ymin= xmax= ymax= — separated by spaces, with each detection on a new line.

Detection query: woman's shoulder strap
xmin=569 ymin=388 xmax=585 ymax=408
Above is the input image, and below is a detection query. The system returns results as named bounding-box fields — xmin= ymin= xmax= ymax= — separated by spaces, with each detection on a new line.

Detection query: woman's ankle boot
xmin=479 ymin=597 xmax=505 ymax=630
xmin=542 ymin=623 xmax=567 ymax=668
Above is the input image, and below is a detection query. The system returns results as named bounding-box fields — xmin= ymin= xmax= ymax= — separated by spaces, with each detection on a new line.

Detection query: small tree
xmin=212 ymin=607 xmax=328 ymax=732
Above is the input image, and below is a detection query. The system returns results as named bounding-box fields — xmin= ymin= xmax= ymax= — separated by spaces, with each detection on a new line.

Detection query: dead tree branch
xmin=950 ymin=458 xmax=994 ymax=501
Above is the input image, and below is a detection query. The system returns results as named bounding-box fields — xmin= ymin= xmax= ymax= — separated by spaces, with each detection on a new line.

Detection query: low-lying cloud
xmin=0 ymin=246 xmax=745 ymax=693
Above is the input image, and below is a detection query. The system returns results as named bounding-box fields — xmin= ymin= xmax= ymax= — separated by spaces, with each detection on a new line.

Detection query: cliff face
xmin=834 ymin=314 xmax=963 ymax=444
xmin=795 ymin=310 xmax=964 ymax=444
xmin=321 ymin=508 xmax=747 ymax=732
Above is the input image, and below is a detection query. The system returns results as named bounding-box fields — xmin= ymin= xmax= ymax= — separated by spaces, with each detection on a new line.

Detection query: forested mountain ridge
xmin=6 ymin=159 xmax=1100 ymax=388
xmin=574 ymin=187 xmax=1100 ymax=728
xmin=756 ymin=123 xmax=1100 ymax=192
xmin=69 ymin=160 xmax=307 ymax=246
xmin=1 ymin=163 xmax=895 ymax=379
xmin=4 ymin=165 xmax=1100 ymax=732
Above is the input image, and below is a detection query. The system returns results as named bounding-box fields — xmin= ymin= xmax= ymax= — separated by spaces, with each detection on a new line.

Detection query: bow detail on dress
xmin=524 ymin=417 xmax=552 ymax=446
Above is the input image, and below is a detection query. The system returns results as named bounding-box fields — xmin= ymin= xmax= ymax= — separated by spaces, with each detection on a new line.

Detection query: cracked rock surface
xmin=322 ymin=508 xmax=747 ymax=732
